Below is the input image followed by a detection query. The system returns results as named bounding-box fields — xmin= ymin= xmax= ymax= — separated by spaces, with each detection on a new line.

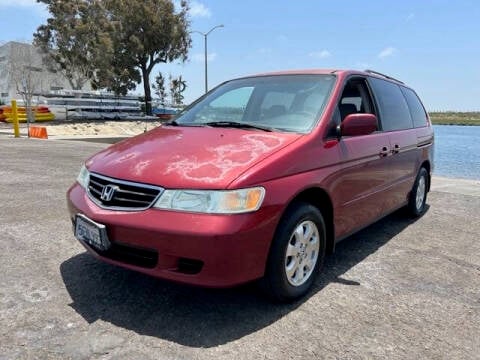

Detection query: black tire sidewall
xmin=408 ymin=167 xmax=428 ymax=217
xmin=263 ymin=202 xmax=326 ymax=301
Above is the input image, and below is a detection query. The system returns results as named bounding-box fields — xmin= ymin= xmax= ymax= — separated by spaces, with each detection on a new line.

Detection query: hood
xmin=86 ymin=126 xmax=301 ymax=189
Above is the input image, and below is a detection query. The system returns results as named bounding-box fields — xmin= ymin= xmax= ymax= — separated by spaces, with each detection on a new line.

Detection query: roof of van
xmin=253 ymin=69 xmax=405 ymax=84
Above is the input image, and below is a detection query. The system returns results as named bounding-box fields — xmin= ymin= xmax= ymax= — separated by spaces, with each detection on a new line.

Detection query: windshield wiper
xmin=204 ymin=121 xmax=274 ymax=132
xmin=164 ymin=121 xmax=205 ymax=127
xmin=166 ymin=120 xmax=278 ymax=132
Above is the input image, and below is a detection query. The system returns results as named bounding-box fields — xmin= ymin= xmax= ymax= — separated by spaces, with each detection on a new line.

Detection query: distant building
xmin=0 ymin=41 xmax=143 ymax=120
xmin=0 ymin=41 xmax=91 ymax=103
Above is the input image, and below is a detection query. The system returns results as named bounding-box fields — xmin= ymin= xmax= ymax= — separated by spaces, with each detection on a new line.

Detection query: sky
xmin=0 ymin=0 xmax=479 ymax=111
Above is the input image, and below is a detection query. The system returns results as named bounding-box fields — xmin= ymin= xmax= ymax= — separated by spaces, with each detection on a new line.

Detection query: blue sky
xmin=1 ymin=0 xmax=479 ymax=111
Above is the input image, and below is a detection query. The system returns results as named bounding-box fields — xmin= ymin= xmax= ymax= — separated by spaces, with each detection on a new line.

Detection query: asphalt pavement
xmin=0 ymin=137 xmax=479 ymax=359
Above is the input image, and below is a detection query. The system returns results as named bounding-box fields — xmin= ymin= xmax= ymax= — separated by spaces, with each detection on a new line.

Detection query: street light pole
xmin=192 ymin=24 xmax=224 ymax=93
xmin=204 ymin=34 xmax=208 ymax=93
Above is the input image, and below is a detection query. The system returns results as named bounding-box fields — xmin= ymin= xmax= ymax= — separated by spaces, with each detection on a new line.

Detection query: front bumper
xmin=67 ymin=183 xmax=280 ymax=287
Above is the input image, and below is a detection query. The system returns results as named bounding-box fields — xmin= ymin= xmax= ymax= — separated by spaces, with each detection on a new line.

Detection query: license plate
xmin=75 ymin=214 xmax=111 ymax=251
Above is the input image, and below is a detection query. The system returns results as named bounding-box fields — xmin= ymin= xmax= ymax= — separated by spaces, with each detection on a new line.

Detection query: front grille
xmin=87 ymin=173 xmax=163 ymax=210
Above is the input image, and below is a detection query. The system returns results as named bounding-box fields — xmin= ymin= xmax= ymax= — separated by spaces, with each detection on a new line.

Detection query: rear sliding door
xmin=368 ymin=77 xmax=417 ymax=212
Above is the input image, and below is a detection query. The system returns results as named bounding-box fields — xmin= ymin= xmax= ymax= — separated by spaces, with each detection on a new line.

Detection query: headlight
xmin=76 ymin=164 xmax=90 ymax=189
xmin=153 ymin=187 xmax=265 ymax=214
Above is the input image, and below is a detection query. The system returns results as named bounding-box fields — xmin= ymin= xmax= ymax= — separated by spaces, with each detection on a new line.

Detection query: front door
xmin=330 ymin=77 xmax=392 ymax=238
xmin=333 ymin=132 xmax=392 ymax=238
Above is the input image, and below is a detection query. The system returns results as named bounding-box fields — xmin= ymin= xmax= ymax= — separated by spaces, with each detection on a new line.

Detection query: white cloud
xmin=189 ymin=1 xmax=211 ymax=18
xmin=309 ymin=50 xmax=331 ymax=59
xmin=192 ymin=52 xmax=217 ymax=62
xmin=378 ymin=47 xmax=397 ymax=59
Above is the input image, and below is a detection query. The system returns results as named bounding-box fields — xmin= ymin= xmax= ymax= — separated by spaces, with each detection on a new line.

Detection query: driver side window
xmin=328 ymin=78 xmax=376 ymax=137
xmin=338 ymin=79 xmax=375 ymax=121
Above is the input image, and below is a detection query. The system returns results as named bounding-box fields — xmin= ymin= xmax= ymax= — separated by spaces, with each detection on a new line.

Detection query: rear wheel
xmin=407 ymin=167 xmax=429 ymax=217
xmin=261 ymin=202 xmax=326 ymax=302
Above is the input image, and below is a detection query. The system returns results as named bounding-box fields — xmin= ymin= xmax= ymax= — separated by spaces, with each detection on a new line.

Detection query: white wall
xmin=0 ymin=41 xmax=91 ymax=104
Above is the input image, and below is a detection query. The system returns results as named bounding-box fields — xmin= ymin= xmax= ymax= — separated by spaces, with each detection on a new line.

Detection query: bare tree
xmin=7 ymin=43 xmax=44 ymax=126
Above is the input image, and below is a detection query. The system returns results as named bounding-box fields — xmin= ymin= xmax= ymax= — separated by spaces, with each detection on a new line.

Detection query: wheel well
xmin=420 ymin=161 xmax=431 ymax=191
xmin=290 ymin=188 xmax=335 ymax=254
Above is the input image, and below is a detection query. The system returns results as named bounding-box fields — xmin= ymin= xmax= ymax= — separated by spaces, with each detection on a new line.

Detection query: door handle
xmin=379 ymin=146 xmax=389 ymax=157
xmin=392 ymin=144 xmax=400 ymax=154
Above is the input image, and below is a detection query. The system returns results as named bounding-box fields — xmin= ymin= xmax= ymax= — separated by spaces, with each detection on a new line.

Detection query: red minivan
xmin=67 ymin=69 xmax=434 ymax=301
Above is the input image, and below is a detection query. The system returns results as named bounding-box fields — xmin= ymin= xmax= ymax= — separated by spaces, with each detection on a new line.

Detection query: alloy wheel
xmin=416 ymin=175 xmax=426 ymax=211
xmin=284 ymin=220 xmax=320 ymax=286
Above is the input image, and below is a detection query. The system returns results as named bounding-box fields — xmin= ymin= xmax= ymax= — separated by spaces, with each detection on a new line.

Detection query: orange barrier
xmin=29 ymin=126 xmax=48 ymax=139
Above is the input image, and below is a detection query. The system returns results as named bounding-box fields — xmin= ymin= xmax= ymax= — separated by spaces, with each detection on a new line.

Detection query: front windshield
xmin=174 ymin=74 xmax=336 ymax=133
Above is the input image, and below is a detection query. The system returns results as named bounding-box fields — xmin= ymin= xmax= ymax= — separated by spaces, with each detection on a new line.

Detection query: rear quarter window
xmin=400 ymin=87 xmax=428 ymax=128
xmin=369 ymin=77 xmax=413 ymax=131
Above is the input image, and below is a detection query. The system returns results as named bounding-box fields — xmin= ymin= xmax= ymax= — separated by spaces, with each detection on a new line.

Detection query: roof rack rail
xmin=364 ymin=69 xmax=404 ymax=84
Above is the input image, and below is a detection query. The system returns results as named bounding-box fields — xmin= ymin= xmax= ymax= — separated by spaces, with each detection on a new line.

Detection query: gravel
xmin=0 ymin=137 xmax=479 ymax=359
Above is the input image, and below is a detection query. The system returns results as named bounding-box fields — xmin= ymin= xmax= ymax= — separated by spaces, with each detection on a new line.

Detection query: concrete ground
xmin=0 ymin=137 xmax=479 ymax=360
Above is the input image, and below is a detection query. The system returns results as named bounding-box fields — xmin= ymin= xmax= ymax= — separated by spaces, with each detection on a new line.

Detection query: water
xmin=433 ymin=125 xmax=480 ymax=180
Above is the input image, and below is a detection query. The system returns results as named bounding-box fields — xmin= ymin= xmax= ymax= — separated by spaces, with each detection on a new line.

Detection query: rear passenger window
xmin=400 ymin=87 xmax=428 ymax=128
xmin=369 ymin=77 xmax=413 ymax=131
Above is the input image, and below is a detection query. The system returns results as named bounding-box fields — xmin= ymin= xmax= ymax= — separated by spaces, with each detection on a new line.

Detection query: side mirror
xmin=340 ymin=113 xmax=378 ymax=137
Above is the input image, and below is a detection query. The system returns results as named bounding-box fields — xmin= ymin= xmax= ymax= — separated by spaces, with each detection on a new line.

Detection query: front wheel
xmin=261 ymin=202 xmax=326 ymax=302
xmin=407 ymin=167 xmax=429 ymax=217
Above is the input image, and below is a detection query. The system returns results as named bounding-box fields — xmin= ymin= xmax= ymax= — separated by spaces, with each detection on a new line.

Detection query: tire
xmin=261 ymin=202 xmax=326 ymax=302
xmin=407 ymin=167 xmax=429 ymax=217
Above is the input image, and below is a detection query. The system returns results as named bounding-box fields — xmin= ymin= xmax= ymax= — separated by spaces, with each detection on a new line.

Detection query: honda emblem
xmin=100 ymin=185 xmax=118 ymax=202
